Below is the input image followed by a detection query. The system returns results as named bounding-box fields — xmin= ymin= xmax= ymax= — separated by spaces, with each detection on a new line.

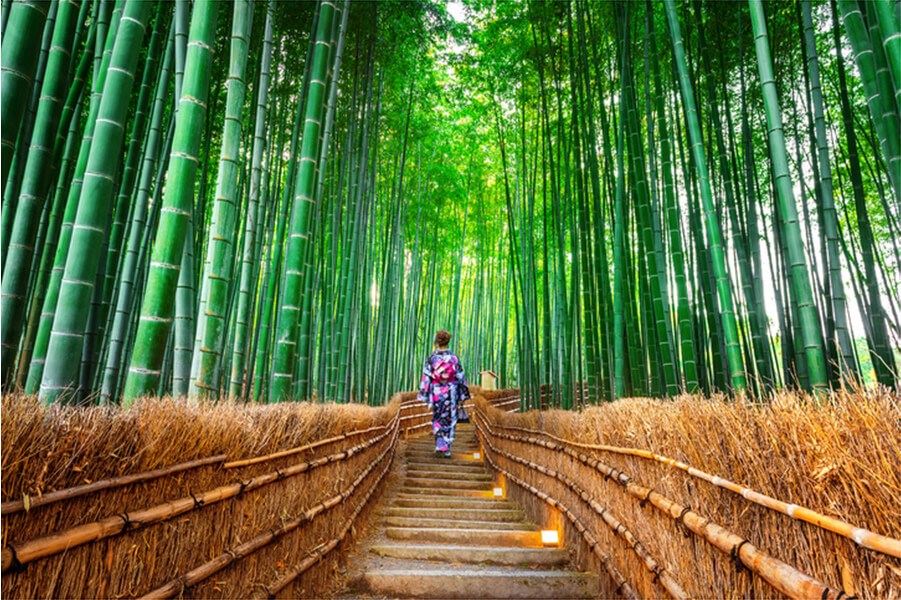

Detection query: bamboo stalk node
xmin=3 ymin=546 xmax=24 ymax=574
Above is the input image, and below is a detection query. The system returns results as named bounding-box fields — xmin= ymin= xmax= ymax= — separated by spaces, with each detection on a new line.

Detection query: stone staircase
xmin=343 ymin=424 xmax=597 ymax=599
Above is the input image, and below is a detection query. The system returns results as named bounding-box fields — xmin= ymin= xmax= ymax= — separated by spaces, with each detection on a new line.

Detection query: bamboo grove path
xmin=337 ymin=423 xmax=597 ymax=599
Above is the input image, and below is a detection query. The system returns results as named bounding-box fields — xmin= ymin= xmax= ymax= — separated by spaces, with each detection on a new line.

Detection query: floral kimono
xmin=416 ymin=350 xmax=471 ymax=452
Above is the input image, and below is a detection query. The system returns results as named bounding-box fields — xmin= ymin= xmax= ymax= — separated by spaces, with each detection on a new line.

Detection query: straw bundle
xmin=475 ymin=387 xmax=901 ymax=599
xmin=1 ymin=392 xmax=400 ymax=599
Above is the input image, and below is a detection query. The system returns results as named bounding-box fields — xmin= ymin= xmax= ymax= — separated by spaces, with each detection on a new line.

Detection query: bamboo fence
xmin=0 ymin=389 xmax=527 ymax=598
xmin=1 ymin=393 xmax=402 ymax=599
xmin=473 ymin=388 xmax=901 ymax=599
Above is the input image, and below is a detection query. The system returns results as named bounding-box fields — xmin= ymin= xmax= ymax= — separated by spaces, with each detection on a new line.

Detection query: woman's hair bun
xmin=435 ymin=330 xmax=452 ymax=346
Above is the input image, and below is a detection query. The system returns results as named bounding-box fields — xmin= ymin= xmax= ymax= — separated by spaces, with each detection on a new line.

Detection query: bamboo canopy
xmin=0 ymin=0 xmax=897 ymax=407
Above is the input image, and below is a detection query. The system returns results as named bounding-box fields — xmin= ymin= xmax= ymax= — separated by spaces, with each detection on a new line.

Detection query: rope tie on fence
xmin=189 ymin=491 xmax=204 ymax=509
xmin=730 ymin=539 xmax=750 ymax=572
xmin=639 ymin=488 xmax=653 ymax=508
xmin=676 ymin=505 xmax=691 ymax=537
xmin=275 ymin=468 xmax=285 ymax=480
xmin=237 ymin=480 xmax=249 ymax=498
xmin=117 ymin=512 xmax=134 ymax=531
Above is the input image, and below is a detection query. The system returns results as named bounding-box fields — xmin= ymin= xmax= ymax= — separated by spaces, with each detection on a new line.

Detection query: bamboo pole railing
xmin=476 ymin=406 xmax=851 ymax=600
xmin=259 ymin=434 xmax=396 ymax=597
xmin=0 ymin=454 xmax=228 ymax=516
xmin=492 ymin=421 xmax=901 ymax=559
xmin=473 ymin=409 xmax=687 ymax=600
xmin=223 ymin=416 xmax=396 ymax=468
xmin=471 ymin=415 xmax=637 ymax=598
xmin=140 ymin=421 xmax=399 ymax=599
xmin=2 ymin=415 xmax=403 ymax=516
xmin=1 ymin=416 xmax=398 ymax=573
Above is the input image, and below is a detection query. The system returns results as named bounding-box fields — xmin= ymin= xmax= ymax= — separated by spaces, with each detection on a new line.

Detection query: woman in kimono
xmin=416 ymin=330 xmax=471 ymax=457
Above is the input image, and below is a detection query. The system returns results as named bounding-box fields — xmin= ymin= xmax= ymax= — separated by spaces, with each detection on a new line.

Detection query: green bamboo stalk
xmin=0 ymin=0 xmax=77 ymax=385
xmin=190 ymin=0 xmax=254 ymax=398
xmin=25 ymin=0 xmax=122 ymax=393
xmin=838 ymin=0 xmax=901 ymax=203
xmin=122 ymin=0 xmax=220 ymax=402
xmin=229 ymin=0 xmax=275 ymax=400
xmin=801 ymin=0 xmax=857 ymax=382
xmin=832 ymin=0 xmax=897 ymax=387
xmin=100 ymin=26 xmax=175 ymax=402
xmin=871 ymin=0 xmax=901 ymax=113
xmin=269 ymin=0 xmax=337 ymax=402
xmin=662 ymin=0 xmax=746 ymax=392
xmin=748 ymin=0 xmax=827 ymax=393
xmin=39 ymin=0 xmax=152 ymax=403
xmin=0 ymin=0 xmax=50 ymax=187
xmin=612 ymin=4 xmax=628 ymax=400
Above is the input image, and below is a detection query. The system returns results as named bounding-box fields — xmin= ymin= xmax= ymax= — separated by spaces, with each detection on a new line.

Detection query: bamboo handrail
xmin=399 ymin=410 xmax=431 ymax=422
xmin=492 ymin=397 xmax=520 ymax=409
xmin=140 ymin=422 xmax=398 ymax=599
xmin=1 ymin=419 xmax=397 ymax=572
xmin=261 ymin=437 xmax=395 ymax=598
xmin=476 ymin=408 xmax=850 ymax=600
xmin=490 ymin=418 xmax=901 ymax=558
xmin=473 ymin=411 xmax=687 ymax=600
xmin=1 ymin=454 xmax=228 ymax=516
xmin=471 ymin=416 xmax=637 ymax=599
xmin=223 ymin=412 xmax=398 ymax=468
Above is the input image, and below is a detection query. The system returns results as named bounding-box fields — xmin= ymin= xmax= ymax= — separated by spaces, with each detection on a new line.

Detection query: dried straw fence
xmin=1 ymin=390 xmax=520 ymax=598
xmin=1 ymin=393 xmax=403 ymax=599
xmin=473 ymin=387 xmax=901 ymax=600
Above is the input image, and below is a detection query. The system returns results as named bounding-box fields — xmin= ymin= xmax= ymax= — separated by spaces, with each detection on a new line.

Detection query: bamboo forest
xmin=1 ymin=0 xmax=899 ymax=407
xmin=3 ymin=1 xmax=901 ymax=599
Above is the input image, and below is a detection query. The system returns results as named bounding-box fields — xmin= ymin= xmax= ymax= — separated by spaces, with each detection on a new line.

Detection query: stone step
xmin=405 ymin=452 xmax=483 ymax=463
xmin=387 ymin=507 xmax=524 ymax=522
xmin=370 ymin=543 xmax=569 ymax=566
xmin=386 ymin=527 xmax=542 ymax=546
xmin=355 ymin=567 xmax=597 ymax=599
xmin=407 ymin=447 xmax=481 ymax=456
xmin=408 ymin=440 xmax=480 ymax=449
xmin=383 ymin=516 xmax=535 ymax=530
xmin=405 ymin=459 xmax=486 ymax=471
xmin=393 ymin=497 xmax=513 ymax=510
xmin=404 ymin=477 xmax=491 ymax=490
xmin=407 ymin=461 xmax=492 ymax=475
xmin=398 ymin=486 xmax=492 ymax=498
xmin=396 ymin=491 xmax=507 ymax=502
xmin=406 ymin=468 xmax=491 ymax=480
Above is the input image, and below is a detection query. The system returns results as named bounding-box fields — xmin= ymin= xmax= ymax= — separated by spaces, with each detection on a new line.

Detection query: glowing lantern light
xmin=493 ymin=487 xmax=503 ymax=497
xmin=541 ymin=530 xmax=560 ymax=545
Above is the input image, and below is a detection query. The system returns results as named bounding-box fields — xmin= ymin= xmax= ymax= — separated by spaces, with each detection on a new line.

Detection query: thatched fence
xmin=1 ymin=390 xmax=520 ymax=598
xmin=473 ymin=387 xmax=901 ymax=600
xmin=1 ymin=393 xmax=402 ymax=599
